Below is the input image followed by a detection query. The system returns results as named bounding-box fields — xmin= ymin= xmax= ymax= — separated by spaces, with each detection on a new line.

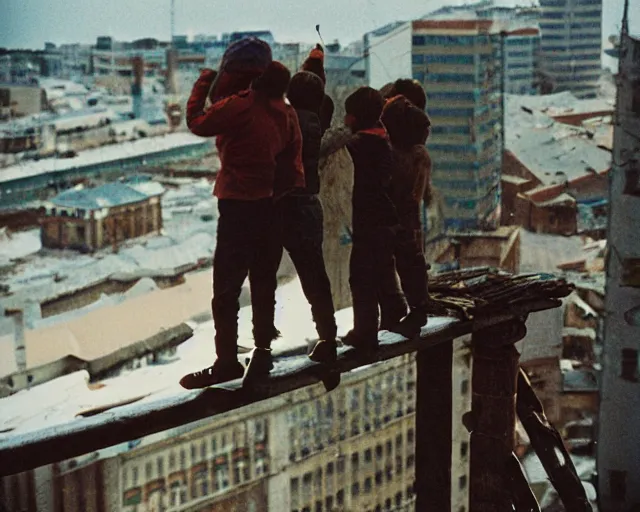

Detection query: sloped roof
xmin=50 ymin=182 xmax=156 ymax=210
xmin=505 ymin=94 xmax=612 ymax=185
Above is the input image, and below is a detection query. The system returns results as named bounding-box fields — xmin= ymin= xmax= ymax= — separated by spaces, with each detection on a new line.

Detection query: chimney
xmin=131 ymin=56 xmax=144 ymax=119
xmin=165 ymin=49 xmax=178 ymax=95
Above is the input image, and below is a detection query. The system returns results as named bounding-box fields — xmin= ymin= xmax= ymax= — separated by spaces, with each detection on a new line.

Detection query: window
xmin=386 ymin=440 xmax=392 ymax=456
xmin=460 ymin=442 xmax=469 ymax=459
xmin=169 ymin=452 xmax=175 ymax=470
xmin=385 ymin=498 xmax=392 ymax=510
xmin=395 ymin=492 xmax=403 ymax=507
xmin=623 ymin=162 xmax=640 ymax=197
xmin=327 ymin=462 xmax=334 ymax=475
xmin=315 ymin=500 xmax=322 ymax=512
xmin=407 ymin=429 xmax=415 ymax=444
xmin=365 ymin=449 xmax=372 ymax=463
xmin=337 ymin=457 xmax=345 ymax=474
xmin=191 ymin=444 xmax=197 ymax=461
xmin=407 ymin=455 xmax=415 ymax=468
xmin=351 ymin=482 xmax=360 ymax=497
xmin=200 ymin=441 xmax=207 ymax=459
xmin=145 ymin=462 xmax=153 ymax=479
xmin=459 ymin=475 xmax=468 ymax=490
xmin=351 ymin=453 xmax=359 ymax=471
xmin=337 ymin=490 xmax=345 ymax=506
xmin=375 ymin=444 xmax=383 ymax=460
xmin=325 ymin=496 xmax=334 ymax=510
xmin=180 ymin=450 xmax=186 ymax=468
xmin=132 ymin=466 xmax=139 ymax=486
xmin=375 ymin=471 xmax=383 ymax=486
xmin=461 ymin=379 xmax=469 ymax=395
xmin=364 ymin=477 xmax=372 ymax=493
xmin=610 ymin=470 xmax=627 ymax=501
xmin=621 ymin=349 xmax=639 ymax=382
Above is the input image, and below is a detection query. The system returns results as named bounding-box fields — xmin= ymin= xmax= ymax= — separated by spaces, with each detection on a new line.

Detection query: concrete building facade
xmin=597 ymin=12 xmax=640 ymax=510
xmin=538 ymin=0 xmax=602 ymax=98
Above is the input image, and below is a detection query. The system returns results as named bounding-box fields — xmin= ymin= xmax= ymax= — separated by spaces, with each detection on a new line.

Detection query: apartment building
xmin=366 ymin=19 xmax=503 ymax=232
xmin=538 ymin=0 xmax=602 ymax=98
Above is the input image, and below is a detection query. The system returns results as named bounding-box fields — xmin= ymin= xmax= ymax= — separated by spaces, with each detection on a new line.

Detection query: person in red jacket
xmin=180 ymin=61 xmax=304 ymax=389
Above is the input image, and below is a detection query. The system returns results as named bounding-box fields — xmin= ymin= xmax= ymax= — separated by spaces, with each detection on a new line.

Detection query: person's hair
xmin=287 ymin=71 xmax=325 ymax=113
xmin=252 ymin=61 xmax=291 ymax=99
xmin=390 ymin=79 xmax=427 ymax=110
xmin=345 ymin=87 xmax=384 ymax=130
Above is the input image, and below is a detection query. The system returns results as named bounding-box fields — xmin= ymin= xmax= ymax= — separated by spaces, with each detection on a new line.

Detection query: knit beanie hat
xmin=301 ymin=44 xmax=326 ymax=85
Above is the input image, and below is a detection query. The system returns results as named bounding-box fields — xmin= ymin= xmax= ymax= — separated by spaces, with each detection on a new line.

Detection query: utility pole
xmin=170 ymin=0 xmax=176 ymax=46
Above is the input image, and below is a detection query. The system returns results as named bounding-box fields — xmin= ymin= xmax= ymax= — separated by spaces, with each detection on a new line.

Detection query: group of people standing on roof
xmin=180 ymin=37 xmax=433 ymax=390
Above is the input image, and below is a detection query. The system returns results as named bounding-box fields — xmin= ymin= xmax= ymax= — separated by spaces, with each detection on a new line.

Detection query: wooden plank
xmin=415 ymin=339 xmax=453 ymax=511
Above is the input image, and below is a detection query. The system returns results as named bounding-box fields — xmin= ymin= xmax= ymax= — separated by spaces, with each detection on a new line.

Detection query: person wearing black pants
xmin=244 ymin=71 xmax=338 ymax=383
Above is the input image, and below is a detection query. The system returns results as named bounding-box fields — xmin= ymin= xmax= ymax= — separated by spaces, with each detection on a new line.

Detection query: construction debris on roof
xmin=427 ymin=267 xmax=574 ymax=319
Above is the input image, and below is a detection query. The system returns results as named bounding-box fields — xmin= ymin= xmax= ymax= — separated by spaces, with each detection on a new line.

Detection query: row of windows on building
xmin=542 ymin=32 xmax=601 ymax=41
xmin=540 ymin=0 xmax=601 ymax=5
xmin=122 ymin=419 xmax=268 ymax=508
xmin=288 ymin=367 xmax=416 ymax=461
xmin=540 ymin=22 xmax=602 ymax=31
xmin=543 ymin=9 xmax=602 ymax=19
xmin=290 ymin=435 xmax=416 ymax=512
xmin=292 ymin=486 xmax=414 ymax=512
xmin=412 ymin=34 xmax=499 ymax=47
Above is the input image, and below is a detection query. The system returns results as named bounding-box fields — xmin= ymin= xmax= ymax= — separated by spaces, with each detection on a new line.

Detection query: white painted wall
xmin=366 ymin=22 xmax=413 ymax=90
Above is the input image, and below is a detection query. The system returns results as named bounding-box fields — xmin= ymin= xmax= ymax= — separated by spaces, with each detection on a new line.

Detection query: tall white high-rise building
xmin=538 ymin=0 xmax=602 ymax=98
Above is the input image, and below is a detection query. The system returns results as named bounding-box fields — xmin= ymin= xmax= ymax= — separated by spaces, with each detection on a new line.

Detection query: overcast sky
xmin=2 ymin=0 xmax=637 ymax=66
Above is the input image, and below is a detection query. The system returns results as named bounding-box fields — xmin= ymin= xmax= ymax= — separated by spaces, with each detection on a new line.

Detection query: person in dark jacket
xmin=378 ymin=88 xmax=432 ymax=338
xmin=311 ymin=87 xmax=403 ymax=361
xmin=244 ymin=71 xmax=339 ymax=382
xmin=301 ymin=44 xmax=335 ymax=133
xmin=180 ymin=60 xmax=304 ymax=389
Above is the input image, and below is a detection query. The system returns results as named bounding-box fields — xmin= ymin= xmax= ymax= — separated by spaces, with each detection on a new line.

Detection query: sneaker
xmin=309 ymin=339 xmax=338 ymax=364
xmin=243 ymin=347 xmax=274 ymax=388
xmin=342 ymin=330 xmax=379 ymax=352
xmin=179 ymin=360 xmax=245 ymax=389
xmin=391 ymin=309 xmax=428 ymax=339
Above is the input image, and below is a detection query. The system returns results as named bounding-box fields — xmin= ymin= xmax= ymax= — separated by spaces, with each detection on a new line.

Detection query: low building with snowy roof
xmin=40 ymin=181 xmax=165 ymax=253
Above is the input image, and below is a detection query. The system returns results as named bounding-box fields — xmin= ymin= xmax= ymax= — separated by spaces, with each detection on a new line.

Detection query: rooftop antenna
xmin=171 ymin=0 xmax=176 ymax=45
xmin=621 ymin=0 xmax=629 ymax=36
xmin=315 ymin=25 xmax=326 ymax=47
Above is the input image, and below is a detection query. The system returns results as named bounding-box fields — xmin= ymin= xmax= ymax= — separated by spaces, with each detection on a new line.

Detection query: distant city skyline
xmin=2 ymin=0 xmax=638 ymax=69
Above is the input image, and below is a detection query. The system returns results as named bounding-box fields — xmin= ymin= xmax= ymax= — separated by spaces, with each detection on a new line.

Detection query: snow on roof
xmin=0 ymin=278 xmax=356 ymax=436
xmin=518 ymin=230 xmax=588 ymax=273
xmin=0 ymin=133 xmax=210 ymax=185
xmin=506 ymin=93 xmax=612 ymax=185
xmin=128 ymin=181 xmax=166 ymax=197
xmin=50 ymin=182 xmax=150 ymax=210
xmin=567 ymin=292 xmax=597 ymax=318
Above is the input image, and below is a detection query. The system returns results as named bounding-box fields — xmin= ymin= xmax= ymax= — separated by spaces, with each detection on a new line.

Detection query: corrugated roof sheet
xmin=505 ymin=94 xmax=612 ymax=185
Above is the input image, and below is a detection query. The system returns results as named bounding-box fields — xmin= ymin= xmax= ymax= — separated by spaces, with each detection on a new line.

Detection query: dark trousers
xmin=272 ymin=194 xmax=337 ymax=341
xmin=350 ymin=227 xmax=400 ymax=340
xmin=211 ymin=198 xmax=279 ymax=360
xmin=378 ymin=226 xmax=430 ymax=328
